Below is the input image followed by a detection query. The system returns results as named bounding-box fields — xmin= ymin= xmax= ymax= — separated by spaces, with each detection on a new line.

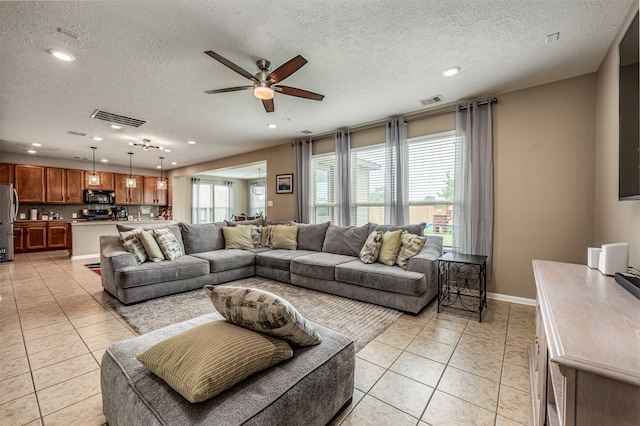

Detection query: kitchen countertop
xmin=14 ymin=219 xmax=87 ymax=223
xmin=71 ymin=220 xmax=177 ymax=226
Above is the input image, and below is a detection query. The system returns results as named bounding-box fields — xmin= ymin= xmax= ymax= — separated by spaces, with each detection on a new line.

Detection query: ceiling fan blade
xmin=274 ymin=85 xmax=324 ymax=101
xmin=204 ymin=86 xmax=253 ymax=94
xmin=205 ymin=51 xmax=258 ymax=82
xmin=262 ymin=98 xmax=274 ymax=113
xmin=267 ymin=55 xmax=307 ymax=83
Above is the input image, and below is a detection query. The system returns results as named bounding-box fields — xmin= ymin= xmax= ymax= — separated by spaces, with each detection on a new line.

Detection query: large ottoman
xmin=101 ymin=313 xmax=355 ymax=426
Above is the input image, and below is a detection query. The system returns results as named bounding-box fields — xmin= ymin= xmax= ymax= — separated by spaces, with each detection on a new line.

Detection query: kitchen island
xmin=70 ymin=220 xmax=177 ymax=259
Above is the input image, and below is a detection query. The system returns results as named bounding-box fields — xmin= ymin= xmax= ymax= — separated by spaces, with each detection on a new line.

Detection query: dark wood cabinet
xmin=65 ymin=169 xmax=84 ymax=204
xmin=14 ymin=221 xmax=71 ymax=253
xmin=13 ymin=226 xmax=24 ymax=251
xmin=143 ymin=176 xmax=169 ymax=205
xmin=24 ymin=222 xmax=47 ymax=250
xmin=15 ymin=165 xmax=45 ymax=203
xmin=115 ymin=174 xmax=143 ymax=205
xmin=85 ymin=171 xmax=115 ymax=191
xmin=0 ymin=163 xmax=14 ymax=184
xmin=46 ymin=168 xmax=66 ymax=203
xmin=47 ymin=222 xmax=67 ymax=248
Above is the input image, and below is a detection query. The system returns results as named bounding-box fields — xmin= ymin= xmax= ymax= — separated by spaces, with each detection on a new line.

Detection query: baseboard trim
xmin=71 ymin=253 xmax=100 ymax=261
xmin=487 ymin=292 xmax=536 ymax=306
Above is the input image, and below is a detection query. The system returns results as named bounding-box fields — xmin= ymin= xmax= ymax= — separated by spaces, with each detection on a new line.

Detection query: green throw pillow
xmin=359 ymin=231 xmax=383 ymax=264
xmin=204 ymin=285 xmax=322 ymax=346
xmin=222 ymin=226 xmax=254 ymax=250
xmin=139 ymin=230 xmax=165 ymax=262
xmin=396 ymin=233 xmax=427 ymax=269
xmin=136 ymin=320 xmax=292 ymax=403
xmin=377 ymin=230 xmax=404 ymax=266
xmin=120 ymin=227 xmax=147 ymax=265
xmin=271 ymin=225 xmax=298 ymax=250
xmin=153 ymin=228 xmax=183 ymax=260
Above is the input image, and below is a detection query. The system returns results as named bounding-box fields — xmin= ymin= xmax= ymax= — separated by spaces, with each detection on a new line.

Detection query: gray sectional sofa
xmin=100 ymin=220 xmax=443 ymax=314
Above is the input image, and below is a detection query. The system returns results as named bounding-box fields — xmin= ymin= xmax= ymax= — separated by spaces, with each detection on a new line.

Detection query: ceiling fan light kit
xmin=130 ymin=138 xmax=163 ymax=151
xmin=204 ymin=50 xmax=324 ymax=113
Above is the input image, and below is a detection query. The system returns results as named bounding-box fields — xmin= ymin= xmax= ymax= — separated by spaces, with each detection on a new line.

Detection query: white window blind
xmin=310 ymin=153 xmax=336 ymax=223
xmin=351 ymin=145 xmax=385 ymax=226
xmin=213 ymin=184 xmax=229 ymax=222
xmin=192 ymin=181 xmax=214 ymax=223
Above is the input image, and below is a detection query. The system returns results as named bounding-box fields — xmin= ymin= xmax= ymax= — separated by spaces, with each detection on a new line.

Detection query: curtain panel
xmin=384 ymin=118 xmax=409 ymax=225
xmin=453 ymin=101 xmax=494 ymax=279
xmin=225 ymin=181 xmax=234 ymax=221
xmin=335 ymin=130 xmax=352 ymax=226
xmin=191 ymin=178 xmax=201 ymax=224
xmin=293 ymin=140 xmax=312 ymax=223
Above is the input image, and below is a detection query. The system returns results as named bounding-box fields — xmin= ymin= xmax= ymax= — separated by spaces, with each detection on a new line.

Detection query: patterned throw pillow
xmin=396 ymin=233 xmax=427 ymax=269
xmin=359 ymin=231 xmax=383 ymax=264
xmin=271 ymin=225 xmax=298 ymax=250
xmin=204 ymin=285 xmax=322 ymax=347
xmin=138 ymin=230 xmax=165 ymax=262
xmin=377 ymin=230 xmax=405 ymax=266
xmin=136 ymin=320 xmax=292 ymax=403
xmin=153 ymin=228 xmax=183 ymax=261
xmin=120 ymin=228 xmax=147 ymax=265
xmin=222 ymin=226 xmax=254 ymax=250
xmin=242 ymin=225 xmax=262 ymax=248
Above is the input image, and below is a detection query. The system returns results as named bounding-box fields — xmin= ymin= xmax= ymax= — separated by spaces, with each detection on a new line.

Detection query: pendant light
xmin=157 ymin=156 xmax=167 ymax=190
xmin=126 ymin=152 xmax=136 ymax=188
xmin=87 ymin=146 xmax=100 ymax=186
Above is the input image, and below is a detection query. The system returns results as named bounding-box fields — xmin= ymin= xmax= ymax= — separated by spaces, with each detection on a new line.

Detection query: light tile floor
xmin=0 ymin=251 xmax=534 ymax=426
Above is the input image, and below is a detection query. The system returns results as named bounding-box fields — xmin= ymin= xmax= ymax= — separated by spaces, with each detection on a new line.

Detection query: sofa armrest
xmin=406 ymin=236 xmax=443 ymax=303
xmin=100 ymin=235 xmax=137 ymax=269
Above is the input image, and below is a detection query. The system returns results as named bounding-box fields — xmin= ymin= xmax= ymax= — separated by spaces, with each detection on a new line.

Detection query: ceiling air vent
xmin=91 ymin=110 xmax=147 ymax=128
xmin=419 ymin=95 xmax=444 ymax=106
xmin=298 ymin=130 xmax=313 ymax=135
xmin=67 ymin=130 xmax=87 ymax=137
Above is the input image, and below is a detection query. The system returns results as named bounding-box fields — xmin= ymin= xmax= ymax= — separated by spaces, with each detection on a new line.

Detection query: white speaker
xmin=598 ymin=242 xmax=629 ymax=276
xmin=587 ymin=247 xmax=601 ymax=269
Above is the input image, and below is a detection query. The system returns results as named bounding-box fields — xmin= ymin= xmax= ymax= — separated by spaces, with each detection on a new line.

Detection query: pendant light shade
xmin=157 ymin=156 xmax=167 ymax=190
xmin=126 ymin=152 xmax=136 ymax=188
xmin=87 ymin=146 xmax=100 ymax=186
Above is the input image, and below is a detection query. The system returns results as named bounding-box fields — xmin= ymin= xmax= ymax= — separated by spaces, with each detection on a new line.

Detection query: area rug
xmin=107 ymin=277 xmax=402 ymax=351
xmin=85 ymin=262 xmax=101 ymax=275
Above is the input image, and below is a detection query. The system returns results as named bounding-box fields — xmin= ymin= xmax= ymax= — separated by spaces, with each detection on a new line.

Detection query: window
xmin=310 ymin=153 xmax=336 ymax=223
xmin=351 ymin=145 xmax=385 ymax=226
xmin=192 ymin=181 xmax=213 ymax=223
xmin=213 ymin=184 xmax=229 ymax=222
xmin=249 ymin=182 xmax=266 ymax=216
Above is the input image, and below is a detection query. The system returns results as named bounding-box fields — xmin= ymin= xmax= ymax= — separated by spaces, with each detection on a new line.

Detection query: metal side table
xmin=437 ymin=252 xmax=487 ymax=322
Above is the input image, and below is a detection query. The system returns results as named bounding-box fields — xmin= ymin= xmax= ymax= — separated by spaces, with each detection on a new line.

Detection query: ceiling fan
xmin=204 ymin=51 xmax=324 ymax=113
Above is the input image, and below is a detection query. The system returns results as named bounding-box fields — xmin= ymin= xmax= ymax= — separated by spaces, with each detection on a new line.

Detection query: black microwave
xmin=83 ymin=189 xmax=115 ymax=205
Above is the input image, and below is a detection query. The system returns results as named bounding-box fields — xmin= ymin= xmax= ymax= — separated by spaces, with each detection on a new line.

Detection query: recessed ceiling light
xmin=28 ymin=150 xmax=37 ymax=154
xmin=101 ymin=159 xmax=108 ymax=162
xmin=188 ymin=140 xmax=196 ymax=145
xmin=443 ymin=66 xmax=460 ymax=77
xmin=171 ymin=162 xmax=177 ymax=165
xmin=110 ymin=124 xmax=122 ymax=129
xmin=156 ymin=165 xmax=161 ymax=169
xmin=267 ymin=124 xmax=277 ymax=129
xmin=49 ymin=49 xmax=75 ymax=62
xmin=32 ymin=143 xmax=42 ymax=147
xmin=164 ymin=149 xmax=172 ymax=153
xmin=93 ymin=136 xmax=103 ymax=141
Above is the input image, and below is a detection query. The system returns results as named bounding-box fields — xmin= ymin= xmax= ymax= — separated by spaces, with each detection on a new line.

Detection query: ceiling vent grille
xmin=419 ymin=95 xmax=444 ymax=106
xmin=91 ymin=110 xmax=146 ymax=128
xmin=67 ymin=130 xmax=87 ymax=137
xmin=298 ymin=130 xmax=313 ymax=135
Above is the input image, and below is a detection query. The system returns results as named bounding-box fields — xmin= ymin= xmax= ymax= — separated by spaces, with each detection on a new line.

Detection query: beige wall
xmin=594 ymin=6 xmax=640 ymax=269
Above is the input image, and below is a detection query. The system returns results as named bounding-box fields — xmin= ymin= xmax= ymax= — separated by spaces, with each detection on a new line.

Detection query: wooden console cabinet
xmin=530 ymin=260 xmax=640 ymax=425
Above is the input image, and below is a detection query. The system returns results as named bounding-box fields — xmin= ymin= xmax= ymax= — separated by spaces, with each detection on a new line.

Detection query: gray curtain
xmin=191 ymin=178 xmax=201 ymax=224
xmin=453 ymin=101 xmax=494 ymax=279
xmin=335 ymin=130 xmax=351 ymax=226
xmin=225 ymin=181 xmax=234 ymax=221
xmin=384 ymin=118 xmax=409 ymax=225
xmin=293 ymin=140 xmax=312 ymax=223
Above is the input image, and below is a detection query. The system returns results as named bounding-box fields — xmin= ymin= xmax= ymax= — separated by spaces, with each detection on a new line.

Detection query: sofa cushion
xmin=205 ymin=286 xmax=322 ymax=346
xmin=371 ymin=222 xmax=426 ymax=236
xmin=335 ymin=260 xmax=427 ymax=296
xmin=271 ymin=225 xmax=298 ymax=250
xmin=115 ymin=255 xmax=210 ymax=289
xmin=136 ymin=320 xmax=292 ymax=403
xmin=139 ymin=230 xmax=164 ymax=262
xmin=178 ymin=222 xmax=226 ymax=254
xmin=378 ymin=230 xmax=404 ymax=266
xmin=295 ymin=222 xmax=330 ymax=251
xmin=255 ymin=249 xmax=315 ymax=271
xmin=359 ymin=231 xmax=383 ymax=264
xmin=225 ymin=218 xmax=265 ymax=227
xmin=191 ymin=249 xmax=255 ymax=273
xmin=117 ymin=224 xmax=185 ymax=254
xmin=222 ymin=226 xmax=254 ymax=250
xmin=154 ymin=228 xmax=184 ymax=261
xmin=291 ymin=252 xmax=357 ymax=281
xmin=321 ymin=224 xmax=370 ymax=257
xmin=396 ymin=233 xmax=427 ymax=269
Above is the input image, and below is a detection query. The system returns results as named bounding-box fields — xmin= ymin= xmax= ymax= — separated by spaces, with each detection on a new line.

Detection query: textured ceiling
xmin=0 ymin=0 xmax=634 ymax=170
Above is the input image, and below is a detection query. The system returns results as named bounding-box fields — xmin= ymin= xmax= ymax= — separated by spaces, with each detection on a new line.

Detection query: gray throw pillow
xmin=321 ymin=224 xmax=370 ymax=257
xmin=117 ymin=223 xmax=185 ymax=254
xmin=294 ymin=221 xmax=330 ymax=251
xmin=178 ymin=222 xmax=226 ymax=254
xmin=371 ymin=222 xmax=426 ymax=236
xmin=224 ymin=218 xmax=265 ymax=227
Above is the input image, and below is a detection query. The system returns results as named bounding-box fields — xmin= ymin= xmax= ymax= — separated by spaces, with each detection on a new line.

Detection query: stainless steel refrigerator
xmin=0 ymin=183 xmax=18 ymax=261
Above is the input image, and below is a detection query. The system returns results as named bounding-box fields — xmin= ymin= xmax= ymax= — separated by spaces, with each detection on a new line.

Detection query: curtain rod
xmin=302 ymin=97 xmax=498 ymax=141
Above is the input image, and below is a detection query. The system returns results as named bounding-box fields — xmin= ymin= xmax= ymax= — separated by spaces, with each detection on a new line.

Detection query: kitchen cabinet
xmin=15 ymin=164 xmax=45 ymax=203
xmin=14 ymin=221 xmax=71 ymax=253
xmin=46 ymin=168 xmax=66 ymax=203
xmin=143 ymin=176 xmax=168 ymax=205
xmin=13 ymin=226 xmax=24 ymax=251
xmin=46 ymin=168 xmax=84 ymax=204
xmin=47 ymin=221 xmax=67 ymax=248
xmin=0 ymin=163 xmax=14 ymax=184
xmin=115 ymin=174 xmax=143 ymax=205
xmin=85 ymin=171 xmax=115 ymax=191
xmin=24 ymin=222 xmax=47 ymax=250
xmin=65 ymin=169 xmax=84 ymax=204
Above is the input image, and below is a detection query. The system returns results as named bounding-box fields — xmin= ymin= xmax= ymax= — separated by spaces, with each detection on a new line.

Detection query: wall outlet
xmin=19 ymin=212 xmax=25 ymax=219
xmin=267 ymin=200 xmax=273 ymax=207
xmin=72 ymin=213 xmax=77 ymax=218
xmin=150 ymin=213 xmax=154 ymax=218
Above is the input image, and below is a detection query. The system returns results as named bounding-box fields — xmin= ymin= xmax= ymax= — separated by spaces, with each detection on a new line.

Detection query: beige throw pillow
xmin=271 ymin=225 xmax=298 ymax=250
xmin=136 ymin=320 xmax=292 ymax=403
xmin=222 ymin=226 xmax=254 ymax=250
xmin=396 ymin=233 xmax=427 ymax=269
xmin=138 ymin=230 xmax=165 ymax=262
xmin=359 ymin=231 xmax=384 ymax=264
xmin=204 ymin=285 xmax=322 ymax=346
xmin=377 ymin=230 xmax=405 ymax=266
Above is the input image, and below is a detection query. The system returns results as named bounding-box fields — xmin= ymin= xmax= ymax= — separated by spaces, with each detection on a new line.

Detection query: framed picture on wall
xmin=276 ymin=174 xmax=293 ymax=194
